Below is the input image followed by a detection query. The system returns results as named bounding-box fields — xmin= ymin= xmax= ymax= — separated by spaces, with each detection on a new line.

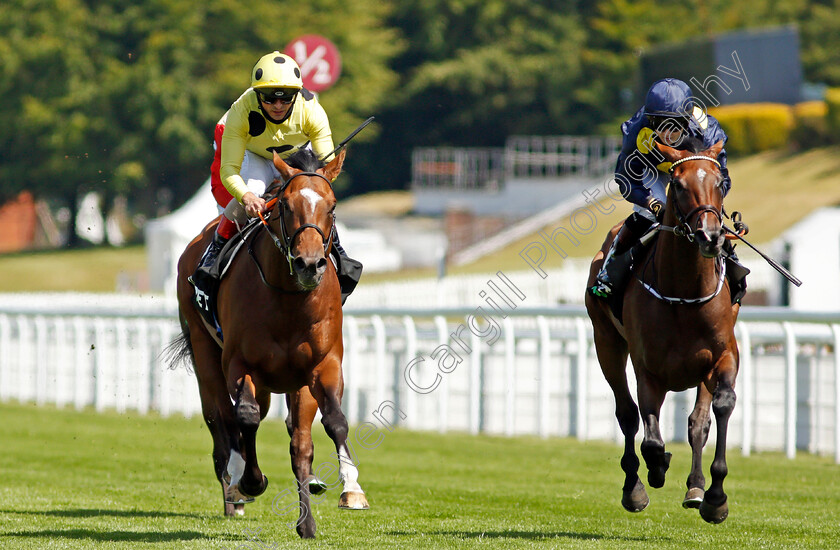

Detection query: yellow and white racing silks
xmin=217 ymin=88 xmax=335 ymax=203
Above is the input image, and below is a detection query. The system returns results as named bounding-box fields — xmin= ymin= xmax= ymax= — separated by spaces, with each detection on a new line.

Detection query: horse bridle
xmin=639 ymin=154 xmax=728 ymax=305
xmin=258 ymin=171 xmax=335 ymax=275
xmin=666 ymin=155 xmax=722 ymax=243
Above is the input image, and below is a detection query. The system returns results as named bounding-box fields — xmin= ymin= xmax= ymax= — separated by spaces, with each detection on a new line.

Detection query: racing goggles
xmin=258 ymin=88 xmax=298 ymax=105
xmin=647 ymin=114 xmax=689 ymax=132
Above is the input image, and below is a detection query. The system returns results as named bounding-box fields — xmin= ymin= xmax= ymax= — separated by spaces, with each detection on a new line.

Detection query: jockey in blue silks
xmin=590 ymin=78 xmax=746 ymax=301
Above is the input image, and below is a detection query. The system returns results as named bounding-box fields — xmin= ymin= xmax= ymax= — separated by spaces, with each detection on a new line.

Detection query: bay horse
xmin=585 ymin=140 xmax=739 ymax=524
xmin=170 ymin=148 xmax=368 ymax=539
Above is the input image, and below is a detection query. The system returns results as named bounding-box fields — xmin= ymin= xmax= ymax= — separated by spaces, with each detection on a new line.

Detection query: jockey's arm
xmin=614 ymin=147 xmax=659 ymax=210
xmin=717 ymin=147 xmax=732 ymax=197
xmin=241 ymin=192 xmax=266 ymax=218
xmin=218 ymin=110 xmax=252 ymax=205
xmin=304 ymin=99 xmax=336 ymax=164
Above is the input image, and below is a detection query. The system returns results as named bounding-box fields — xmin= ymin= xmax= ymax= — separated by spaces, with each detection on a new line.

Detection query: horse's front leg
xmin=287 ymin=387 xmax=319 ymax=539
xmin=700 ymin=350 xmax=738 ymax=524
xmin=228 ymin=368 xmax=269 ymax=501
xmin=637 ymin=373 xmax=671 ymax=489
xmin=684 ymin=384 xmax=713 ymax=509
xmin=311 ymin=357 xmax=370 ymax=511
xmin=284 ymin=393 xmax=328 ymax=496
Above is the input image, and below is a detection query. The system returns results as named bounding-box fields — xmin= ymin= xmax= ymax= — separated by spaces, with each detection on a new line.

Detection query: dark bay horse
xmin=170 ymin=148 xmax=368 ymax=539
xmin=585 ymin=140 xmax=739 ymax=524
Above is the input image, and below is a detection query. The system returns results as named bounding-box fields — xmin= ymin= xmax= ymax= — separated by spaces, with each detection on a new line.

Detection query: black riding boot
xmin=723 ymin=241 xmax=750 ymax=304
xmin=188 ymin=232 xmax=228 ymax=292
xmin=590 ymin=213 xmax=652 ymax=299
xmin=330 ymin=227 xmax=363 ymax=305
xmin=331 ymin=226 xmax=348 ymax=258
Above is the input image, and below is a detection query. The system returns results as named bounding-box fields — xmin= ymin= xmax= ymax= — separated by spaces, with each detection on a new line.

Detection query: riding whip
xmin=723 ymin=225 xmax=802 ymax=287
xmin=320 ymin=116 xmax=375 ymax=161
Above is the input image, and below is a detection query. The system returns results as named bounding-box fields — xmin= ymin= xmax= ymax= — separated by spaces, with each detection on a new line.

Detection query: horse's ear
xmin=273 ymin=151 xmax=298 ymax=180
xmin=654 ymin=141 xmax=690 ymax=163
xmin=319 ymin=148 xmax=346 ymax=182
xmin=705 ymin=140 xmax=724 ymax=159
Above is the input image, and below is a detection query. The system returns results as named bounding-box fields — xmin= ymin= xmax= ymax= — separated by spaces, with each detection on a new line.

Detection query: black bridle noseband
xmin=259 ymin=171 xmax=335 ymax=276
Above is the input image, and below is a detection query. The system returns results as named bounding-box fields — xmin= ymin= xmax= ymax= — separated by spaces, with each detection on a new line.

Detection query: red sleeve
xmin=210 ymin=122 xmax=234 ymax=207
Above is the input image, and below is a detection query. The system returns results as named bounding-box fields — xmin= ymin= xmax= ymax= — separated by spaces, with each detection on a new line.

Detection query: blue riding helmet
xmin=644 ymin=78 xmax=694 ymax=119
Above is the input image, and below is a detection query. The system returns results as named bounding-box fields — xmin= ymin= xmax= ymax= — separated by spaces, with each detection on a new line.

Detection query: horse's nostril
xmin=293 ymin=257 xmax=307 ymax=272
xmin=696 ymin=230 xmax=721 ymax=244
xmin=316 ymin=257 xmax=327 ymax=270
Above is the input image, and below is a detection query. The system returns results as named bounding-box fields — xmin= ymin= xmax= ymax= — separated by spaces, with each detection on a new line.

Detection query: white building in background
xmin=75 ymin=192 xmax=106 ymax=245
xmin=781 ymin=207 xmax=840 ymax=311
xmin=143 ymin=179 xmax=218 ymax=294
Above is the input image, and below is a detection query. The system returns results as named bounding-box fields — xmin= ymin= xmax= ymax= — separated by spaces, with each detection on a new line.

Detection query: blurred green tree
xmin=353 ymin=0 xmax=588 ymax=191
xmin=0 ymin=0 xmax=400 ymax=244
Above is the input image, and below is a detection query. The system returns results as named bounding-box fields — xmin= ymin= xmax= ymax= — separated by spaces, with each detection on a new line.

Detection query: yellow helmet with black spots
xmin=251 ymin=51 xmax=303 ymax=91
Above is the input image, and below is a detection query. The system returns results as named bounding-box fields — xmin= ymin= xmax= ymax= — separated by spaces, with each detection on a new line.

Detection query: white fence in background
xmin=0 ymin=294 xmax=837 ymax=463
xmin=352 ymin=256 xmax=780 ymax=309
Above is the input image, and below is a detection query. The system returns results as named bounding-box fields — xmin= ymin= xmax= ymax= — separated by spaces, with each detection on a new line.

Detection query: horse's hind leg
xmin=311 ymin=361 xmax=370 ymax=511
xmin=700 ymin=352 xmax=738 ymax=524
xmin=288 ymin=387 xmax=318 ymax=539
xmin=683 ymin=384 xmax=713 ymax=509
xmin=187 ymin=321 xmax=244 ymax=516
xmin=637 ymin=374 xmax=671 ymax=489
xmin=590 ymin=320 xmax=648 ymax=512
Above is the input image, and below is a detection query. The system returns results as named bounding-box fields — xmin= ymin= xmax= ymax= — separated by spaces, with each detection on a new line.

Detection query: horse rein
xmin=257 ymin=171 xmax=335 ymax=276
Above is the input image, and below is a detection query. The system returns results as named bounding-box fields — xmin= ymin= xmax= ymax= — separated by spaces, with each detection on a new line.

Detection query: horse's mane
xmin=285 ymin=148 xmax=325 ymax=172
xmin=683 ymin=136 xmax=706 ymax=154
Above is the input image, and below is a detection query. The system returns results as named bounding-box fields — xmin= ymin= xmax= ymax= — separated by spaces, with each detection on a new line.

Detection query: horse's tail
xmin=161 ymin=322 xmax=194 ymax=371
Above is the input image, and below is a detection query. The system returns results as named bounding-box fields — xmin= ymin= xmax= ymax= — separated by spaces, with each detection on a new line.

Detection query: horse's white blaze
xmin=337 ymin=445 xmax=363 ymax=494
xmin=696 ymin=168 xmax=707 ymax=184
xmin=300 ymin=188 xmax=323 ymax=212
xmin=227 ymin=451 xmax=246 ymax=485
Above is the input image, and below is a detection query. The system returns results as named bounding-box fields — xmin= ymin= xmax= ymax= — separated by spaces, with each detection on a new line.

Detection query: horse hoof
xmin=224 ymin=502 xmax=246 ymax=517
xmin=225 ymin=484 xmax=256 ymax=505
xmin=308 ymin=475 xmax=328 ymax=495
xmin=339 ymin=491 xmax=370 ymax=510
xmin=682 ymin=487 xmax=705 ymax=509
xmin=700 ymin=497 xmax=729 ymax=524
xmin=297 ymin=524 xmax=316 ymax=539
xmin=647 ymin=468 xmax=666 ymax=489
xmin=239 ymin=475 xmax=269 ymax=499
xmin=621 ymin=479 xmax=649 ymax=513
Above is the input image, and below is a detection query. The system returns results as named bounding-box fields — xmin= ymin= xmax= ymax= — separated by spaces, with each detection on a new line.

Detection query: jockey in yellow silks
xmin=190 ymin=51 xmax=345 ymax=292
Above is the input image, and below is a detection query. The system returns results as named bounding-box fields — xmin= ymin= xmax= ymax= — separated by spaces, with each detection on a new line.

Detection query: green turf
xmin=0 ymin=402 xmax=837 ymax=549
xmin=0 ymin=245 xmax=147 ymax=292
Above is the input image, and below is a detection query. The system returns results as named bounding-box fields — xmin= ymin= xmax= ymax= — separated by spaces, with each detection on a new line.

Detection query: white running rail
xmin=0 ymin=294 xmax=837 ymax=463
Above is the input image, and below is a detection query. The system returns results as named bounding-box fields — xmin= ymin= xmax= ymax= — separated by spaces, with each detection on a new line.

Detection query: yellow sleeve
xmin=305 ymin=99 xmax=335 ymax=163
xmin=219 ymin=100 xmax=251 ymax=203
